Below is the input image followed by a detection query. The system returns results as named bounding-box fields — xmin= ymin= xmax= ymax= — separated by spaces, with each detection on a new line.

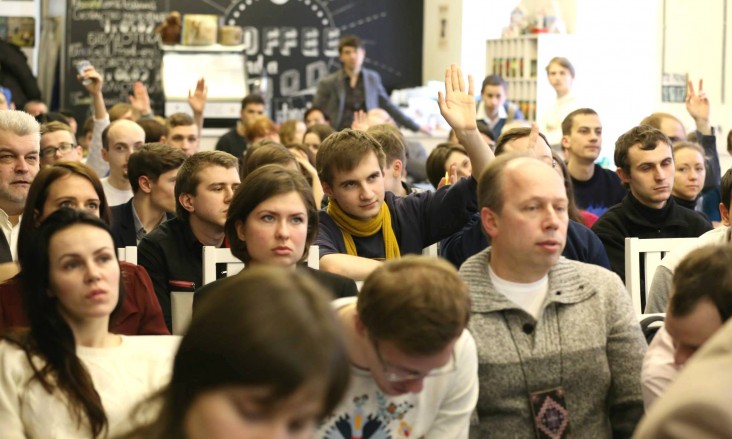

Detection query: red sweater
xmin=0 ymin=262 xmax=169 ymax=335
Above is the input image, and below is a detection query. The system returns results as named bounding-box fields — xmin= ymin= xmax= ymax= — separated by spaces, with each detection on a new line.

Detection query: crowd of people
xmin=0 ymin=32 xmax=730 ymax=438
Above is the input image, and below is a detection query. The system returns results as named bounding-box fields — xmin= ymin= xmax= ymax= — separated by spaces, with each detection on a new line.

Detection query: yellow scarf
xmin=326 ymin=200 xmax=401 ymax=259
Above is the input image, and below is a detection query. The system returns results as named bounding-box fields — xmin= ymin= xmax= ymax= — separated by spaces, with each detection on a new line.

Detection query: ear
xmin=322 ymin=180 xmax=334 ymax=198
xmin=74 ymin=146 xmax=83 ymax=158
xmin=101 ymin=147 xmax=109 ymax=162
xmin=720 ymin=203 xmax=730 ymax=227
xmin=561 ymin=135 xmax=570 ymax=151
xmin=138 ymin=175 xmax=153 ymax=194
xmin=391 ymin=159 xmax=403 ymax=177
xmin=159 ymin=135 xmax=167 ymax=144
xmin=616 ymin=167 xmax=630 ymax=185
xmin=480 ymin=207 xmax=499 ymax=238
xmin=235 ymin=219 xmax=246 ymax=242
xmin=178 ymin=193 xmax=195 ymax=214
xmin=354 ymin=313 xmax=367 ymax=337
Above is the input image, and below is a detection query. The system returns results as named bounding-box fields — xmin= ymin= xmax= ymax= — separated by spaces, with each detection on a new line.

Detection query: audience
xmin=23 ymin=100 xmax=47 ymax=117
xmin=138 ymin=151 xmax=240 ymax=331
xmin=39 ymin=121 xmax=83 ymax=167
xmin=135 ymin=118 xmax=165 ymax=143
xmin=120 ymin=266 xmax=350 ymax=439
xmin=641 ymin=245 xmax=732 ymax=409
xmin=319 ymin=256 xmax=477 ymax=437
xmin=0 ymin=209 xmax=177 ymax=438
xmin=244 ymin=115 xmax=279 ymax=144
xmin=110 ymin=143 xmax=186 ymax=248
xmin=0 ymin=161 xmax=169 ymax=335
xmin=304 ymin=105 xmax=330 ymax=127
xmin=561 ymin=108 xmax=626 ymax=216
xmin=194 ymin=164 xmax=356 ymax=309
xmin=539 ymin=56 xmax=581 ymax=146
xmin=460 ymin=152 xmax=646 ymax=437
xmin=0 ymin=110 xmax=40 ymax=262
xmin=159 ymin=113 xmax=199 ymax=157
xmin=215 ymin=94 xmax=265 ymax=159
xmin=592 ymin=125 xmax=712 ymax=281
xmin=670 ymin=140 xmax=708 ymax=218
xmin=366 ymin=124 xmax=418 ymax=196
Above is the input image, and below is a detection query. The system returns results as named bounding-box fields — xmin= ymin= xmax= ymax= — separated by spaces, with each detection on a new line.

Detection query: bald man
xmin=101 ymin=119 xmax=145 ymax=205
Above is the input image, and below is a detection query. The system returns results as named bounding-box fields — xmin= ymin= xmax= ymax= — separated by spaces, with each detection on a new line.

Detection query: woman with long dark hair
xmin=0 ymin=209 xmax=177 ymax=438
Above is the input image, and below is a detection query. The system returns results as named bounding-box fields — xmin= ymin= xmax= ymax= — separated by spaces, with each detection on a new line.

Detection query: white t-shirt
xmin=0 ymin=335 xmax=180 ymax=439
xmin=321 ymin=297 xmax=478 ymax=439
xmin=489 ymin=265 xmax=548 ymax=319
xmin=101 ymin=177 xmax=133 ymax=207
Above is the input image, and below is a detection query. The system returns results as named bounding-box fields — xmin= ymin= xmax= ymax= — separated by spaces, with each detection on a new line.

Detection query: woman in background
xmin=672 ymin=141 xmax=710 ymax=222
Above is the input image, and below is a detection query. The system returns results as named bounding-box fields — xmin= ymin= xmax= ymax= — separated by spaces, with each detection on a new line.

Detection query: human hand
xmin=686 ymin=79 xmax=709 ymax=123
xmin=437 ymin=64 xmax=477 ymax=132
xmin=129 ymin=81 xmax=153 ymax=116
xmin=437 ymin=163 xmax=459 ymax=188
xmin=351 ymin=110 xmax=370 ymax=131
xmin=188 ymin=77 xmax=207 ymax=114
xmin=79 ymin=65 xmax=103 ymax=95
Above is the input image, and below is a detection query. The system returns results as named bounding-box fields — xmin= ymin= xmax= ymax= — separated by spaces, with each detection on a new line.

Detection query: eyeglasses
xmin=373 ymin=340 xmax=457 ymax=382
xmin=41 ymin=142 xmax=76 ymax=158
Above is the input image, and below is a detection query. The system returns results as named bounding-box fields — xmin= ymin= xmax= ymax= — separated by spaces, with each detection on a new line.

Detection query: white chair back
xmin=624 ymin=237 xmax=697 ymax=315
xmin=116 ymin=246 xmax=138 ymax=265
xmin=171 ymin=291 xmax=194 ymax=335
xmin=422 ymin=243 xmax=439 ymax=257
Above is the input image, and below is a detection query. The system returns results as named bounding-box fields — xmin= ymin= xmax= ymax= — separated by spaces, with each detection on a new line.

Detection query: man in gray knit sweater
xmin=459 ymin=152 xmax=647 ymax=438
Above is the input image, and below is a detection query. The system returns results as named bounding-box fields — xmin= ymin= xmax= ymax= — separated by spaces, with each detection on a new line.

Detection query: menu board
xmin=64 ymin=0 xmax=167 ymax=123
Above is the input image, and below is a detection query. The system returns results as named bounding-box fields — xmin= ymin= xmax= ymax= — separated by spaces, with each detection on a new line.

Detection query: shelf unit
xmin=485 ymin=34 xmax=576 ymax=122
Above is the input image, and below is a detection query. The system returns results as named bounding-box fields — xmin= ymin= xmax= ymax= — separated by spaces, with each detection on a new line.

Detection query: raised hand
xmin=188 ymin=77 xmax=207 ymax=115
xmin=437 ymin=64 xmax=477 ymax=132
xmin=79 ymin=65 xmax=103 ymax=95
xmin=351 ymin=110 xmax=370 ymax=131
xmin=686 ymin=79 xmax=709 ymax=122
xmin=129 ymin=81 xmax=153 ymax=116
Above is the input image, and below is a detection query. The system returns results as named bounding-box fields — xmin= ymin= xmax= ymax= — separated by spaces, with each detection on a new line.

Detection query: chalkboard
xmin=64 ymin=0 xmax=167 ymax=124
xmin=64 ymin=0 xmax=423 ymax=123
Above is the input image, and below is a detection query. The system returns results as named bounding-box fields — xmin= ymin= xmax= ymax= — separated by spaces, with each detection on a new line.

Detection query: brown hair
xmin=545 ymin=57 xmax=575 ymax=78
xmin=358 ymin=256 xmax=470 ymax=355
xmin=304 ymin=123 xmax=335 ymax=145
xmin=614 ymin=125 xmax=672 ymax=175
xmin=164 ymin=112 xmax=195 ymax=135
xmin=721 ymin=168 xmax=732 ymax=212
xmin=226 ymin=165 xmax=317 ymax=264
xmin=136 ymin=119 xmax=165 ymax=143
xmin=108 ymin=103 xmax=140 ymax=122
xmin=426 ymin=142 xmax=467 ymax=188
xmin=338 ymin=34 xmax=363 ymax=53
xmin=366 ymin=124 xmax=406 ymax=167
xmin=243 ymin=141 xmax=298 ymax=179
xmin=245 ymin=116 xmax=278 ymax=143
xmin=561 ymin=108 xmax=598 ymax=135
xmin=19 ymin=162 xmax=110 ymax=252
xmin=121 ymin=266 xmax=350 ymax=439
xmin=279 ymin=119 xmax=304 ymax=145
xmin=174 ymin=151 xmax=238 ymax=221
xmin=40 ymin=121 xmax=77 ymax=144
xmin=316 ymin=129 xmax=385 ymax=186
xmin=127 ymin=143 xmax=186 ymax=194
xmin=494 ymin=127 xmax=550 ymax=157
xmin=640 ymin=112 xmax=682 ymax=131
xmin=553 ymin=151 xmax=583 ymax=224
xmin=670 ymin=245 xmax=732 ymax=321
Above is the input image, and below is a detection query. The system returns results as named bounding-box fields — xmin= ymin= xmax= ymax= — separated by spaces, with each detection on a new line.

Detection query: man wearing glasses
xmin=39 ymin=121 xmax=83 ymax=167
xmin=319 ymin=256 xmax=478 ymax=438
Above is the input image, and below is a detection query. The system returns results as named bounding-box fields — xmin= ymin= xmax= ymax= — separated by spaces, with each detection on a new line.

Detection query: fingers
xmin=687 ymin=79 xmax=696 ymax=97
xmin=457 ymin=66 xmax=465 ymax=93
xmin=467 ymin=74 xmax=474 ymax=96
xmin=444 ymin=67 xmax=453 ymax=94
xmin=698 ymin=78 xmax=703 ymax=93
xmin=448 ymin=162 xmax=458 ymax=183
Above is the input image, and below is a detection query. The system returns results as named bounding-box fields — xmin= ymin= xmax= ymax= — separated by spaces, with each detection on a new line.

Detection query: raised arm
xmin=81 ymin=64 xmax=110 ymax=176
xmin=188 ymin=77 xmax=207 ymax=137
xmin=129 ymin=81 xmax=154 ymax=119
xmin=437 ymin=65 xmax=494 ymax=178
xmin=686 ymin=79 xmax=711 ymax=135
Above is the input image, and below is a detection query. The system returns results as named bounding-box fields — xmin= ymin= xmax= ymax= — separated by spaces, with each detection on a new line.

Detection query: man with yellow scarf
xmin=315 ymin=65 xmax=493 ymax=280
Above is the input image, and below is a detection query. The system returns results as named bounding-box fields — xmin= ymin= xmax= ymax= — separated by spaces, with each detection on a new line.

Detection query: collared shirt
xmin=476 ymin=100 xmax=508 ymax=131
xmin=0 ymin=209 xmax=20 ymax=262
xmin=130 ymin=201 xmax=166 ymax=245
xmin=339 ymin=71 xmax=365 ymax=130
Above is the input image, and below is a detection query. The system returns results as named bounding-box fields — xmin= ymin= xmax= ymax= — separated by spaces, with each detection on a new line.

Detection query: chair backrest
xmin=171 ymin=291 xmax=193 ymax=335
xmin=201 ymin=245 xmax=321 ymax=286
xmin=116 ymin=246 xmax=138 ymax=265
xmin=422 ymin=243 xmax=439 ymax=257
xmin=624 ymin=237 xmax=697 ymax=315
